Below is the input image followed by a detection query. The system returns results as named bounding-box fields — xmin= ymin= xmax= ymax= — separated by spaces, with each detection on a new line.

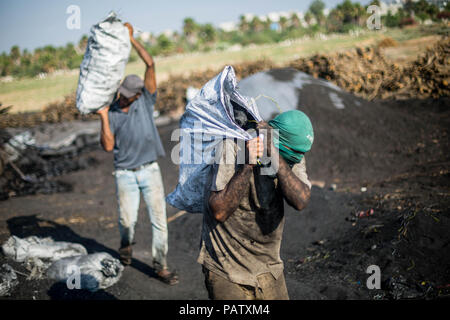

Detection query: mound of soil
xmin=288 ymin=163 xmax=450 ymax=299
xmin=377 ymin=37 xmax=398 ymax=48
xmin=288 ymin=37 xmax=449 ymax=100
xmin=282 ymin=95 xmax=450 ymax=300
xmin=238 ymin=67 xmax=449 ymax=190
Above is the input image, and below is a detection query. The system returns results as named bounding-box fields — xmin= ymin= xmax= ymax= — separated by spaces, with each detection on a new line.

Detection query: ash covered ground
xmin=0 ymin=67 xmax=449 ymax=300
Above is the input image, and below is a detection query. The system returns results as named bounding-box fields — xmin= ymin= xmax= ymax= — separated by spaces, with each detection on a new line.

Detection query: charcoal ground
xmin=0 ymin=91 xmax=449 ymax=300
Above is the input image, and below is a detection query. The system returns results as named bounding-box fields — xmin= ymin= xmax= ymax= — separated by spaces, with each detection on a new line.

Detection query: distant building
xmin=427 ymin=0 xmax=447 ymax=9
xmin=381 ymin=0 xmax=403 ymax=4
xmin=389 ymin=0 xmax=447 ymax=8
xmin=267 ymin=12 xmax=282 ymax=22
xmin=162 ymin=29 xmax=176 ymax=39
xmin=258 ymin=15 xmax=268 ymax=22
xmin=378 ymin=0 xmax=404 ymax=15
xmin=139 ymin=31 xmax=151 ymax=42
xmin=379 ymin=0 xmax=447 ymax=13
xmin=243 ymin=13 xmax=255 ymax=22
xmin=219 ymin=21 xmax=238 ymax=32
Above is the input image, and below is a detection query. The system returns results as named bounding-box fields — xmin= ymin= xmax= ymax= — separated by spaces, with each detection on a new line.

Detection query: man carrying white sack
xmin=97 ymin=22 xmax=178 ymax=285
xmin=200 ymin=110 xmax=314 ymax=299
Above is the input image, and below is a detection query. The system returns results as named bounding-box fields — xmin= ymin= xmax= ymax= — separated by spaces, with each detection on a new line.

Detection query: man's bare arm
xmin=209 ymin=138 xmax=262 ymax=222
xmin=124 ymin=23 xmax=156 ymax=94
xmin=97 ymin=107 xmax=114 ymax=152
xmin=275 ymin=155 xmax=311 ymax=211
xmin=209 ymin=164 xmax=253 ymax=223
xmin=258 ymin=121 xmax=310 ymax=211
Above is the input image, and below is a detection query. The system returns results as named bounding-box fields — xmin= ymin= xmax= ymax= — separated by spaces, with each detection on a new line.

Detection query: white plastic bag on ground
xmin=1 ymin=236 xmax=87 ymax=263
xmin=76 ymin=11 xmax=131 ymax=114
xmin=166 ymin=66 xmax=262 ymax=213
xmin=46 ymin=252 xmax=123 ymax=292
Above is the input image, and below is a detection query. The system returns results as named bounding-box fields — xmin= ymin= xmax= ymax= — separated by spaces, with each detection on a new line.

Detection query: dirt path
xmin=0 ymin=142 xmax=363 ymax=299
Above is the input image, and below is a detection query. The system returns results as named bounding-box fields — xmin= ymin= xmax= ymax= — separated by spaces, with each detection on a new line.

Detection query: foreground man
xmin=199 ymin=110 xmax=314 ymax=299
xmin=97 ymin=22 xmax=178 ymax=285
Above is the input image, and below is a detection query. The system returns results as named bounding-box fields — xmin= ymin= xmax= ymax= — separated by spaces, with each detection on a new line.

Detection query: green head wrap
xmin=268 ymin=110 xmax=314 ymax=165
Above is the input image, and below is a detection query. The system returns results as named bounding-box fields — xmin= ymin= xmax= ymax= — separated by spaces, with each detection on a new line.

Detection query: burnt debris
xmin=0 ymin=127 xmax=99 ymax=200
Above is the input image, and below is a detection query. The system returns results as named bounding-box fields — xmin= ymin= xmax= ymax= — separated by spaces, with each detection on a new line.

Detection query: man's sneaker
xmin=118 ymin=244 xmax=132 ymax=266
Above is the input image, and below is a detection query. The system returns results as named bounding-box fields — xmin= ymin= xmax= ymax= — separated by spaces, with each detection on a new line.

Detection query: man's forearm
xmin=209 ymin=165 xmax=253 ymax=222
xmin=274 ymin=150 xmax=310 ymax=211
xmin=99 ymin=113 xmax=114 ymax=152
xmin=130 ymin=36 xmax=156 ymax=93
xmin=131 ymin=37 xmax=154 ymax=67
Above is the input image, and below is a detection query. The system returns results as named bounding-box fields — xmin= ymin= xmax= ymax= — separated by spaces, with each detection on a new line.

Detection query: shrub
xmin=399 ymin=17 xmax=417 ymax=27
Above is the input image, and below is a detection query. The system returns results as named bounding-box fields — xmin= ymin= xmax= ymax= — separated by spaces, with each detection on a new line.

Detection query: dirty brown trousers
xmin=202 ymin=266 xmax=290 ymax=300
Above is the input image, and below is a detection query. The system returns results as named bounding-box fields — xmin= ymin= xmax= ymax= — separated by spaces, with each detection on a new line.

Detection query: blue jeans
xmin=114 ymin=162 xmax=168 ymax=269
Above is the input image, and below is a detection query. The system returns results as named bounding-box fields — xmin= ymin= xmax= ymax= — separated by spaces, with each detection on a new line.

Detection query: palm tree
xmin=290 ymin=13 xmax=301 ymax=28
xmin=304 ymin=11 xmax=313 ymax=26
xmin=77 ymin=35 xmax=88 ymax=54
xmin=309 ymin=0 xmax=326 ymax=26
xmin=279 ymin=16 xmax=288 ymax=30
xmin=334 ymin=0 xmax=357 ymax=25
xmin=326 ymin=8 xmax=344 ymax=32
xmin=239 ymin=15 xmax=249 ymax=32
xmin=354 ymin=3 xmax=366 ymax=26
xmin=183 ymin=17 xmax=199 ymax=45
xmin=157 ymin=34 xmax=173 ymax=54
xmin=199 ymin=24 xmax=216 ymax=43
xmin=10 ymin=46 xmax=21 ymax=63
xmin=183 ymin=17 xmax=198 ymax=37
xmin=262 ymin=17 xmax=272 ymax=31
xmin=249 ymin=16 xmax=264 ymax=32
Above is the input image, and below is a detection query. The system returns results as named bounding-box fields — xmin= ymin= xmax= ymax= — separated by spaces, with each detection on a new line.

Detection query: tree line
xmin=1 ymin=36 xmax=88 ymax=78
xmin=1 ymin=0 xmax=448 ymax=79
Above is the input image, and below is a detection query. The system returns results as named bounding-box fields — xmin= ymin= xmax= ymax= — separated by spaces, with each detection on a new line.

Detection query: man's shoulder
xmin=140 ymin=87 xmax=157 ymax=103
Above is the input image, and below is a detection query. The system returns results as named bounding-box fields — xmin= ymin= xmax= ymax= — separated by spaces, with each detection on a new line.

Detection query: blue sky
xmin=0 ymin=0 xmax=371 ymax=54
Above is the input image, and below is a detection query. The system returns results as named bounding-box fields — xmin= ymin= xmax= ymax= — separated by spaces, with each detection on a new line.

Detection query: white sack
xmin=76 ymin=11 xmax=131 ymax=114
xmin=46 ymin=252 xmax=123 ymax=292
xmin=2 ymin=235 xmax=87 ymax=263
xmin=166 ymin=66 xmax=262 ymax=213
